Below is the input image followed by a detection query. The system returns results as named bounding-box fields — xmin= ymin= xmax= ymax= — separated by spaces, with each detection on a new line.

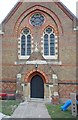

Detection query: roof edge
xmin=56 ymin=2 xmax=78 ymax=21
xmin=2 ymin=2 xmax=22 ymax=24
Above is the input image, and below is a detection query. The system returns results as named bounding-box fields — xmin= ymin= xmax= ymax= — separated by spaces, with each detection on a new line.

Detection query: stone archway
xmin=24 ymin=69 xmax=48 ymax=83
xmin=24 ymin=69 xmax=48 ymax=99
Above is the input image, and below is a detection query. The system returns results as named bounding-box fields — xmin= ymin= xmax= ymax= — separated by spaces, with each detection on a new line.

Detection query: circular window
xmin=46 ymin=27 xmax=52 ymax=34
xmin=23 ymin=28 xmax=30 ymax=35
xmin=30 ymin=13 xmax=45 ymax=27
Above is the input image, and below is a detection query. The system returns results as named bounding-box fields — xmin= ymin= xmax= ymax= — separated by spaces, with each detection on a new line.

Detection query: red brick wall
xmin=59 ymin=84 xmax=76 ymax=98
xmin=1 ymin=2 xmax=77 ymax=98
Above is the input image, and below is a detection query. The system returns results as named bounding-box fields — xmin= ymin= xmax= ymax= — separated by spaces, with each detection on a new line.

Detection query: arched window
xmin=21 ymin=28 xmax=31 ymax=57
xmin=43 ymin=27 xmax=56 ymax=57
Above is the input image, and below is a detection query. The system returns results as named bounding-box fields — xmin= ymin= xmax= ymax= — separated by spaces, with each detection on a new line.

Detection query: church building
xmin=0 ymin=0 xmax=78 ymax=102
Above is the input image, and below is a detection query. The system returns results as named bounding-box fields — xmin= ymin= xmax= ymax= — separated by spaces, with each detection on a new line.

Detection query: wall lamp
xmin=35 ymin=63 xmax=38 ymax=69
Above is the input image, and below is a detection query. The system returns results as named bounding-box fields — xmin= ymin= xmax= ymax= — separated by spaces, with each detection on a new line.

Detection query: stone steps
xmin=26 ymin=98 xmax=51 ymax=103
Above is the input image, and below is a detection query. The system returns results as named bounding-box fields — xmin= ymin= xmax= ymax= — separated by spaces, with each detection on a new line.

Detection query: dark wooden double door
xmin=30 ymin=75 xmax=44 ymax=98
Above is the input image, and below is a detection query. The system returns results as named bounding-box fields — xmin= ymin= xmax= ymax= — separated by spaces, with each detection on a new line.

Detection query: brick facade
xmin=1 ymin=1 xmax=78 ymax=101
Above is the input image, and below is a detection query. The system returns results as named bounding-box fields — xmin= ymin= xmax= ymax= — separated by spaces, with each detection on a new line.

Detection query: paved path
xmin=11 ymin=100 xmax=51 ymax=118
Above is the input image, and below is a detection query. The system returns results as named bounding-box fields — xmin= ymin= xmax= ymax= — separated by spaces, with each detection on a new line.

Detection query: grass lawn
xmin=0 ymin=100 xmax=21 ymax=116
xmin=46 ymin=103 xmax=78 ymax=120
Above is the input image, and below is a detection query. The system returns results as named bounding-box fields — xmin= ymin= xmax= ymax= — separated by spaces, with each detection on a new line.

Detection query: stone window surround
xmin=42 ymin=27 xmax=58 ymax=59
xmin=18 ymin=27 xmax=58 ymax=60
xmin=18 ymin=28 xmax=33 ymax=59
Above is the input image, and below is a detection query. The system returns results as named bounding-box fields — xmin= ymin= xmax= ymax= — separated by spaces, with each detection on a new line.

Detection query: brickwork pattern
xmin=59 ymin=84 xmax=76 ymax=98
xmin=1 ymin=2 xmax=77 ymax=99
xmin=2 ymin=82 xmax=16 ymax=93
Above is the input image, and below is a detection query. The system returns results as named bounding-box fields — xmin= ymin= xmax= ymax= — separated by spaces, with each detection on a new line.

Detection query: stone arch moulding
xmin=13 ymin=5 xmax=63 ymax=37
xmin=24 ymin=69 xmax=48 ymax=83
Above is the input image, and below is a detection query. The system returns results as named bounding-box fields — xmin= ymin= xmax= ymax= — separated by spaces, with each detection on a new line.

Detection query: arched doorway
xmin=30 ymin=75 xmax=44 ymax=98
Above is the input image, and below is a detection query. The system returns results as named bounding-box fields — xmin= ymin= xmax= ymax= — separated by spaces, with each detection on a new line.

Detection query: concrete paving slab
xmin=11 ymin=100 xmax=51 ymax=118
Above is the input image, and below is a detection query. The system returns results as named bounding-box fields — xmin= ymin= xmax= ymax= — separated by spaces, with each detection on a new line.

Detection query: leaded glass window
xmin=44 ymin=34 xmax=49 ymax=55
xmin=30 ymin=13 xmax=45 ymax=26
xmin=21 ymin=35 xmax=25 ymax=55
xmin=43 ymin=27 xmax=55 ymax=56
xmin=21 ymin=28 xmax=31 ymax=56
xmin=50 ymin=34 xmax=55 ymax=55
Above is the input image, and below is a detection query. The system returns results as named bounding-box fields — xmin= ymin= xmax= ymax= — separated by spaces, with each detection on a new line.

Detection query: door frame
xmin=26 ymin=83 xmax=46 ymax=99
xmin=24 ymin=70 xmax=48 ymax=99
xmin=30 ymin=75 xmax=44 ymax=98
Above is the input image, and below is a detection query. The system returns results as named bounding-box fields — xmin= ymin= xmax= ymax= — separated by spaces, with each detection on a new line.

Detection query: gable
xmin=1 ymin=1 xmax=77 ymax=39
xmin=2 ymin=0 xmax=77 ymax=25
